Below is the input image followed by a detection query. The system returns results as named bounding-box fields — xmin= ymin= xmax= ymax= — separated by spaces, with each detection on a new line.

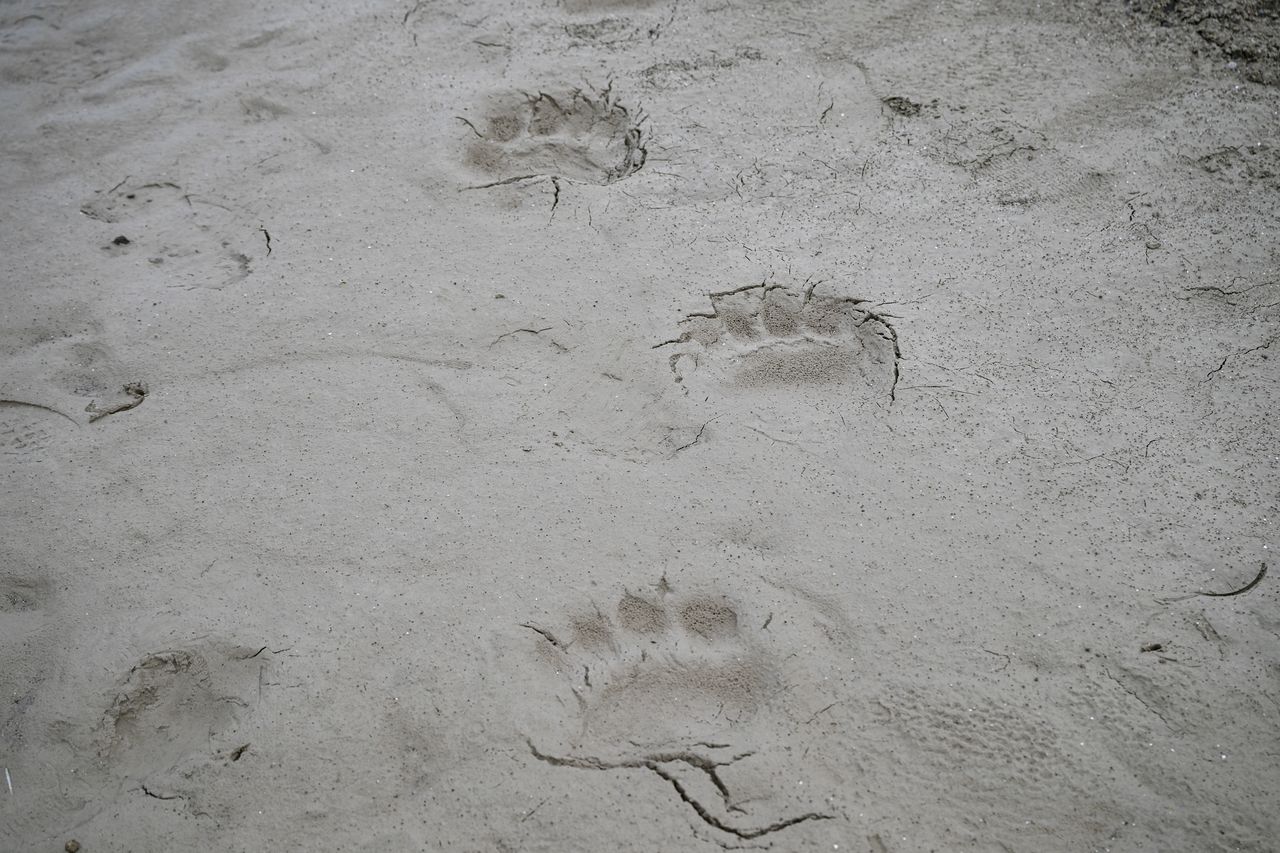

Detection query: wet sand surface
xmin=1 ymin=1 xmax=1278 ymax=850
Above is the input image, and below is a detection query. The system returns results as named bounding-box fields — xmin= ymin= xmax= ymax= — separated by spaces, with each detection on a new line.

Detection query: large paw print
xmin=96 ymin=646 xmax=260 ymax=782
xmin=461 ymin=87 xmax=647 ymax=187
xmin=519 ymin=587 xmax=833 ymax=841
xmin=658 ymin=284 xmax=901 ymax=401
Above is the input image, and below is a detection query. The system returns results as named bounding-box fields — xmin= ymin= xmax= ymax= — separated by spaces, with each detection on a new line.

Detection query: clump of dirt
xmin=1128 ymin=0 xmax=1280 ymax=85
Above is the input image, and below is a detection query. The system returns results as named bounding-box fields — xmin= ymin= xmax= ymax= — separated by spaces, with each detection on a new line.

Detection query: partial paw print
xmin=1193 ymin=144 xmax=1280 ymax=193
xmin=95 ymin=645 xmax=264 ymax=786
xmin=459 ymin=86 xmax=647 ymax=190
xmin=518 ymin=586 xmax=835 ymax=842
xmin=932 ymin=117 xmax=1047 ymax=173
xmin=656 ymin=283 xmax=901 ymax=402
xmin=81 ymin=179 xmax=257 ymax=290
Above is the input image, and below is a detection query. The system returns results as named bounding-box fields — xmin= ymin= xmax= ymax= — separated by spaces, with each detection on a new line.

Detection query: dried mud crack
xmin=527 ymin=740 xmax=832 ymax=841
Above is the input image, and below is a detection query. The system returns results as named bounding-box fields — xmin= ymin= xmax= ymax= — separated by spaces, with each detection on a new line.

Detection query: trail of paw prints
xmin=458 ymin=85 xmax=647 ymax=194
xmin=518 ymin=586 xmax=834 ymax=843
xmin=656 ymin=283 xmax=901 ymax=402
xmin=81 ymin=179 xmax=257 ymax=290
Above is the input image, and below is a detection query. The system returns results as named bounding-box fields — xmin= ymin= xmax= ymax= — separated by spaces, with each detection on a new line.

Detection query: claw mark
xmin=491 ymin=327 xmax=564 ymax=350
xmin=1158 ymin=562 xmax=1267 ymax=603
xmin=454 ymin=116 xmax=484 ymax=138
xmin=521 ymin=623 xmax=566 ymax=650
xmin=139 ymin=783 xmax=181 ymax=801
xmin=804 ymin=702 xmax=838 ymax=724
xmin=521 ymin=797 xmax=549 ymax=822
xmin=402 ymin=0 xmax=427 ymax=26
xmin=1199 ymin=562 xmax=1267 ymax=597
xmin=462 ymin=174 xmax=548 ymax=191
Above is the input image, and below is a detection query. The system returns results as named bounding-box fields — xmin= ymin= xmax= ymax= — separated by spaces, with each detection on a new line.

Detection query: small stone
xmin=1146 ymin=240 xmax=1161 ymax=250
xmin=66 ymin=842 xmax=81 ymax=853
xmin=112 ymin=235 xmax=130 ymax=246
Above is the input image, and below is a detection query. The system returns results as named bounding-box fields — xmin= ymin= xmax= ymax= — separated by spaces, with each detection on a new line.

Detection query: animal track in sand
xmin=520 ymin=588 xmax=832 ymax=841
xmin=80 ymin=179 xmax=255 ymax=290
xmin=96 ymin=646 xmax=261 ymax=783
xmin=656 ymin=283 xmax=902 ymax=401
xmin=460 ymin=87 xmax=647 ymax=188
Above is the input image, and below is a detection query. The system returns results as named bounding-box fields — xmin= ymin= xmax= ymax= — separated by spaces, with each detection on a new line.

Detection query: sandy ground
xmin=1 ymin=0 xmax=1278 ymax=850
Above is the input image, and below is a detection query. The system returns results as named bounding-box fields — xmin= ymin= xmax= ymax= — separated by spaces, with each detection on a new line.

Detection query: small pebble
xmin=66 ymin=842 xmax=81 ymax=853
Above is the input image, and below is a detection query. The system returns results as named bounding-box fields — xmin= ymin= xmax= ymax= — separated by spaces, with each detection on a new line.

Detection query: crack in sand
xmin=527 ymin=740 xmax=832 ymax=840
xmin=1204 ymin=337 xmax=1275 ymax=381
xmin=1100 ymin=666 xmax=1181 ymax=734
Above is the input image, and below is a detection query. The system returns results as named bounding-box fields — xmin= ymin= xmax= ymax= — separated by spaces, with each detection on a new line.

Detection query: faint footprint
xmin=657 ymin=283 xmax=901 ymax=401
xmin=80 ymin=180 xmax=184 ymax=224
xmin=519 ymin=587 xmax=833 ymax=841
xmin=460 ymin=87 xmax=647 ymax=187
xmin=0 ymin=574 xmax=49 ymax=614
xmin=96 ymin=646 xmax=262 ymax=784
xmin=80 ymin=178 xmax=255 ymax=290
xmin=894 ymin=108 xmax=1113 ymax=209
xmin=1193 ymin=144 xmax=1280 ymax=193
